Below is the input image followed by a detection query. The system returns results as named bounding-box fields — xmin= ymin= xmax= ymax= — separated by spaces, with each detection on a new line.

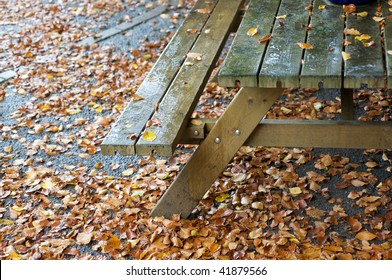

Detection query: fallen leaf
xmin=276 ymin=15 xmax=287 ymax=20
xmin=66 ymin=108 xmax=81 ymax=115
xmin=143 ymin=130 xmax=156 ymax=142
xmin=372 ymin=16 xmax=384 ymax=22
xmin=187 ymin=52 xmax=202 ymax=61
xmin=357 ymin=11 xmax=368 ymax=17
xmin=196 ymin=8 xmax=210 ymax=14
xmin=186 ymin=29 xmax=199 ymax=34
xmin=351 ymin=179 xmax=366 ymax=187
xmin=343 ymin=4 xmax=356 ymax=14
xmin=356 ymin=231 xmax=377 ymax=241
xmin=297 ymin=42 xmax=313 ymax=49
xmin=247 ymin=27 xmax=258 ymax=37
xmin=289 ymin=187 xmax=302 ymax=195
xmin=259 ymin=35 xmax=272 ymax=44
xmin=355 ymin=34 xmax=371 ymax=41
xmin=0 ymin=219 xmax=15 ymax=225
xmin=318 ymin=5 xmax=326 ymax=10
xmin=388 ymin=50 xmax=392 ymax=55
xmin=344 ymin=28 xmax=361 ymax=36
xmin=122 ymin=168 xmax=134 ymax=176
xmin=76 ymin=232 xmax=92 ymax=245
xmin=342 ymin=51 xmax=351 ymax=61
xmin=215 ymin=193 xmax=230 ymax=203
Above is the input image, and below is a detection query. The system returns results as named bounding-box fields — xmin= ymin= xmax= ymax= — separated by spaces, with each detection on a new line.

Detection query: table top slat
xmin=258 ymin=0 xmax=312 ymax=88
xmin=218 ymin=0 xmax=280 ymax=88
xmin=101 ymin=0 xmax=218 ymax=155
xmin=300 ymin=0 xmax=344 ymax=88
xmin=383 ymin=1 xmax=392 ymax=88
xmin=344 ymin=2 xmax=384 ymax=88
xmin=136 ymin=0 xmax=242 ymax=156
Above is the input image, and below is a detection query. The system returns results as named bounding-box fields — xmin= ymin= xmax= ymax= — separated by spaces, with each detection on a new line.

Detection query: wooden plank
xmin=300 ymin=0 xmax=344 ymax=88
xmin=150 ymin=87 xmax=282 ymax=218
xmin=136 ymin=0 xmax=242 ymax=156
xmin=218 ymin=0 xmax=280 ymax=87
xmin=101 ymin=0 xmax=219 ymax=155
xmin=258 ymin=0 xmax=313 ymax=88
xmin=344 ymin=2 xmax=384 ymax=88
xmin=383 ymin=0 xmax=392 ymax=88
xmin=180 ymin=118 xmax=392 ymax=149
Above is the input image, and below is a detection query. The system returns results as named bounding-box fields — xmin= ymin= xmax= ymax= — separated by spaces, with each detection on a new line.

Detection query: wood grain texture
xmin=383 ymin=1 xmax=392 ymax=88
xmin=300 ymin=0 xmax=344 ymax=88
xmin=218 ymin=0 xmax=280 ymax=87
xmin=101 ymin=0 xmax=218 ymax=155
xmin=180 ymin=118 xmax=392 ymax=149
xmin=258 ymin=0 xmax=313 ymax=88
xmin=136 ymin=0 xmax=242 ymax=156
xmin=344 ymin=2 xmax=384 ymax=88
xmin=150 ymin=87 xmax=282 ymax=218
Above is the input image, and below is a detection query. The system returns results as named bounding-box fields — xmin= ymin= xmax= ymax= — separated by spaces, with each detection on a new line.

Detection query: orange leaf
xmin=343 ymin=4 xmax=356 ymax=14
xmin=196 ymin=8 xmax=210 ymax=14
xmin=355 ymin=231 xmax=377 ymax=241
xmin=297 ymin=42 xmax=313 ymax=49
xmin=259 ymin=35 xmax=272 ymax=44
xmin=344 ymin=28 xmax=361 ymax=36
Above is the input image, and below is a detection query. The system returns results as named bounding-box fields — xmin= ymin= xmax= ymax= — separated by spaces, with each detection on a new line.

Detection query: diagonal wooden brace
xmin=150 ymin=87 xmax=282 ymax=218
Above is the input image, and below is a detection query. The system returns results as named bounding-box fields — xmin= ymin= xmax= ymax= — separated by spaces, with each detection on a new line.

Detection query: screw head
xmin=193 ymin=130 xmax=200 ymax=136
xmin=234 ymin=129 xmax=241 ymax=136
xmin=214 ymin=137 xmax=221 ymax=144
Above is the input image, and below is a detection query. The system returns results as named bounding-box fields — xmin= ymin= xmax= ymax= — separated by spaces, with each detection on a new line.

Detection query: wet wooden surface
xmin=136 ymin=0 xmax=243 ymax=156
xmin=101 ymin=0 xmax=219 ymax=155
xmin=219 ymin=0 xmax=388 ymax=89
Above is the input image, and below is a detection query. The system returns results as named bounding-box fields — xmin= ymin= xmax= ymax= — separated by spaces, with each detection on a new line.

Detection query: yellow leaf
xmin=215 ymin=193 xmax=230 ymax=203
xmin=0 ymin=219 xmax=15 ymax=225
xmin=7 ymin=252 xmax=21 ymax=260
xmin=318 ymin=5 xmax=326 ymax=10
xmin=344 ymin=28 xmax=361 ymax=36
xmin=297 ymin=42 xmax=313 ymax=49
xmin=355 ymin=34 xmax=371 ymax=41
xmin=356 ymin=231 xmax=377 ymax=241
xmin=12 ymin=205 xmax=25 ymax=212
xmin=372 ymin=16 xmax=384 ymax=22
xmin=289 ymin=187 xmax=302 ymax=195
xmin=66 ymin=108 xmax=81 ymax=115
xmin=342 ymin=51 xmax=351 ymax=61
xmin=357 ymin=11 xmax=368 ymax=17
xmin=95 ymin=105 xmax=103 ymax=113
xmin=143 ymin=130 xmax=156 ymax=142
xmin=247 ymin=27 xmax=258 ymax=37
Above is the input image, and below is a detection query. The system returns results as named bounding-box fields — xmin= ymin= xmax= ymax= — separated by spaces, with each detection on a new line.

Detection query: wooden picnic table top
xmin=219 ymin=0 xmax=392 ymax=89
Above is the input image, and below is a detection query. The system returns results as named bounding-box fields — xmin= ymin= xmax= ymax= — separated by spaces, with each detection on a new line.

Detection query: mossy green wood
xmin=258 ymin=0 xmax=312 ymax=88
xmin=101 ymin=0 xmax=218 ymax=155
xmin=218 ymin=0 xmax=280 ymax=87
xmin=136 ymin=0 xmax=242 ymax=156
xmin=383 ymin=1 xmax=392 ymax=88
xmin=344 ymin=2 xmax=384 ymax=88
xmin=301 ymin=0 xmax=344 ymax=88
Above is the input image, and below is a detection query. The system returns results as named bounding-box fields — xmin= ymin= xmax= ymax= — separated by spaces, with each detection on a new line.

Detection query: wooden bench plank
xmin=383 ymin=1 xmax=392 ymax=88
xmin=344 ymin=2 xmax=384 ymax=88
xmin=181 ymin=118 xmax=392 ymax=149
xmin=135 ymin=0 xmax=242 ymax=156
xmin=300 ymin=0 xmax=344 ymax=88
xmin=101 ymin=0 xmax=219 ymax=155
xmin=258 ymin=0 xmax=313 ymax=88
xmin=218 ymin=0 xmax=280 ymax=87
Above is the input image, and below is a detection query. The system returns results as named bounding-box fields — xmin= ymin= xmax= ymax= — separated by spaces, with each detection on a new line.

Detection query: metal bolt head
xmin=234 ymin=129 xmax=241 ymax=136
xmin=214 ymin=137 xmax=221 ymax=144
xmin=193 ymin=130 xmax=200 ymax=136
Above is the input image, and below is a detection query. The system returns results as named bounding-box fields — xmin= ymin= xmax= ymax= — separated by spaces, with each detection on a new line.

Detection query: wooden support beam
xmin=182 ymin=119 xmax=392 ymax=149
xmin=151 ymin=87 xmax=282 ymax=218
xmin=341 ymin=88 xmax=354 ymax=120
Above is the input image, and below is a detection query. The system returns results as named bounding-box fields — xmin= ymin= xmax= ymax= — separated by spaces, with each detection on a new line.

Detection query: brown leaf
xmin=355 ymin=231 xmax=377 ymax=241
xmin=297 ymin=42 xmax=313 ymax=49
xmin=259 ymin=35 xmax=272 ymax=44
xmin=76 ymin=232 xmax=92 ymax=245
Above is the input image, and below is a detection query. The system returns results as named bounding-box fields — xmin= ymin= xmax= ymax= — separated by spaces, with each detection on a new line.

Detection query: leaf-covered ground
xmin=1 ymin=0 xmax=391 ymax=260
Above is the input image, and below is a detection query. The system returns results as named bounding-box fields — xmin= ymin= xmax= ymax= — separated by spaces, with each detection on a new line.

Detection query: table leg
xmin=150 ymin=87 xmax=282 ymax=218
xmin=341 ymin=88 xmax=354 ymax=120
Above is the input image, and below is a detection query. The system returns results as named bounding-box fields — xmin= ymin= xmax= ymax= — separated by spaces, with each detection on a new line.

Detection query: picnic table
xmin=103 ymin=0 xmax=392 ymax=218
